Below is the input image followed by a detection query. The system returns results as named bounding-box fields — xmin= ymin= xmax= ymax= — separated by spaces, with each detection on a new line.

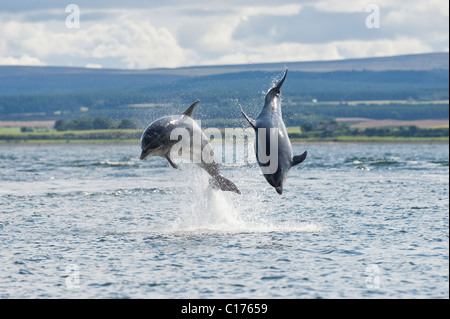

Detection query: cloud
xmin=239 ymin=4 xmax=303 ymax=18
xmin=233 ymin=6 xmax=375 ymax=45
xmin=0 ymin=1 xmax=448 ymax=69
xmin=201 ymin=36 xmax=433 ymax=66
xmin=175 ymin=4 xmax=303 ymax=52
xmin=85 ymin=63 xmax=102 ymax=69
xmin=214 ymin=2 xmax=447 ymax=65
xmin=314 ymin=0 xmax=382 ymax=13
xmin=0 ymin=12 xmax=189 ymax=69
xmin=86 ymin=17 xmax=188 ymax=69
xmin=0 ymin=54 xmax=46 ymax=66
xmin=333 ymin=37 xmax=433 ymax=59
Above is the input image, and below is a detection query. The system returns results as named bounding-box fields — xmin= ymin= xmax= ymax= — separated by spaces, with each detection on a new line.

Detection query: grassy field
xmin=0 ymin=126 xmax=448 ymax=144
xmin=290 ymin=136 xmax=449 ymax=143
xmin=0 ymin=127 xmax=141 ymax=144
xmin=0 ymin=139 xmax=141 ymax=145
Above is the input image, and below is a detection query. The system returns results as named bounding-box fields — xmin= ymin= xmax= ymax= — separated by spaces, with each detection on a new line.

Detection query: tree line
xmin=54 ymin=117 xmax=139 ymax=131
xmin=294 ymin=120 xmax=449 ymax=138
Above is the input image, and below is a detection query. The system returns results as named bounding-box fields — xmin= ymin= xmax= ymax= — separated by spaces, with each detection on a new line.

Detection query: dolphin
xmin=240 ymin=70 xmax=307 ymax=194
xmin=140 ymin=101 xmax=241 ymax=194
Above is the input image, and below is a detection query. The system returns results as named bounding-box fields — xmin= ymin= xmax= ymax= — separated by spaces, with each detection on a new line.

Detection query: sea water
xmin=0 ymin=143 xmax=448 ymax=298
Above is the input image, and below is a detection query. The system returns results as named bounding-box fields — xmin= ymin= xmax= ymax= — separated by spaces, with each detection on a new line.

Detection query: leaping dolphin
xmin=240 ymin=70 xmax=307 ymax=194
xmin=140 ymin=101 xmax=241 ymax=194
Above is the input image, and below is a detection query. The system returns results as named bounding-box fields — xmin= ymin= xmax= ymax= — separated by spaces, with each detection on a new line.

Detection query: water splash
xmin=168 ymin=167 xmax=327 ymax=235
xmin=170 ymin=170 xmax=246 ymax=234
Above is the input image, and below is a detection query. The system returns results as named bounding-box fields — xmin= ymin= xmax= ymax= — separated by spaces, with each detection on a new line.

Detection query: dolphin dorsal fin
xmin=182 ymin=100 xmax=200 ymax=118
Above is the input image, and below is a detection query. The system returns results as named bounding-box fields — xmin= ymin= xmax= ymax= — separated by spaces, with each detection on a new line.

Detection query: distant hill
xmin=151 ymin=52 xmax=450 ymax=76
xmin=0 ymin=52 xmax=448 ymax=94
xmin=0 ymin=52 xmax=448 ymax=124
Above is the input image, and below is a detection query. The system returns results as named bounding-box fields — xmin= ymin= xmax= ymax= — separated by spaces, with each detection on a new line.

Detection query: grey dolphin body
xmin=140 ymin=101 xmax=241 ymax=194
xmin=241 ymin=70 xmax=307 ymax=194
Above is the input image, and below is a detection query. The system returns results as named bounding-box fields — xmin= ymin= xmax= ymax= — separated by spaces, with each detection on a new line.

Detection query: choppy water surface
xmin=0 ymin=143 xmax=448 ymax=298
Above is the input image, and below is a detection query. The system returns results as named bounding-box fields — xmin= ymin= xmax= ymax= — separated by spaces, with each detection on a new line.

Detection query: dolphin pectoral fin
xmin=212 ymin=175 xmax=241 ymax=194
xmin=292 ymin=151 xmax=308 ymax=167
xmin=165 ymin=153 xmax=178 ymax=169
xmin=240 ymin=107 xmax=256 ymax=130
xmin=182 ymin=100 xmax=200 ymax=118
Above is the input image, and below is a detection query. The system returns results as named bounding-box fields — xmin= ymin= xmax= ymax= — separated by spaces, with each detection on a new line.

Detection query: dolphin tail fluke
xmin=211 ymin=175 xmax=241 ymax=194
xmin=292 ymin=151 xmax=307 ymax=167
xmin=274 ymin=69 xmax=288 ymax=91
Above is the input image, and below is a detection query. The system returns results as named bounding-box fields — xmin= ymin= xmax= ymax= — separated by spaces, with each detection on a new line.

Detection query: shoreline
xmin=0 ymin=138 xmax=448 ymax=146
xmin=291 ymin=138 xmax=449 ymax=145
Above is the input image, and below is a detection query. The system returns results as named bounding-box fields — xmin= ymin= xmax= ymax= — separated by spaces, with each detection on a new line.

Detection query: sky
xmin=0 ymin=0 xmax=448 ymax=69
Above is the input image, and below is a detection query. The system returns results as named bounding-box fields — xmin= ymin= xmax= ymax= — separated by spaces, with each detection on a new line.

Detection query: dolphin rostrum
xmin=140 ymin=101 xmax=241 ymax=194
xmin=240 ymin=70 xmax=307 ymax=194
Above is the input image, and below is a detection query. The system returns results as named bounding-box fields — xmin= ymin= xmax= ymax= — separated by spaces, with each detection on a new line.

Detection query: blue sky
xmin=0 ymin=0 xmax=448 ymax=69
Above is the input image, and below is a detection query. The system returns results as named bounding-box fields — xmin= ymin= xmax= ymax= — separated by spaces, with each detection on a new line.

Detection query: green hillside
xmin=0 ymin=53 xmax=448 ymax=129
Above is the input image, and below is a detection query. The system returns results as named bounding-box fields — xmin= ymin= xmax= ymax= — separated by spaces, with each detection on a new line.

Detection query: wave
xmin=92 ymin=160 xmax=138 ymax=167
xmin=45 ymin=187 xmax=174 ymax=198
xmin=0 ymin=155 xmax=17 ymax=160
xmin=370 ymin=160 xmax=400 ymax=166
xmin=145 ymin=222 xmax=329 ymax=237
xmin=430 ymin=160 xmax=449 ymax=167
